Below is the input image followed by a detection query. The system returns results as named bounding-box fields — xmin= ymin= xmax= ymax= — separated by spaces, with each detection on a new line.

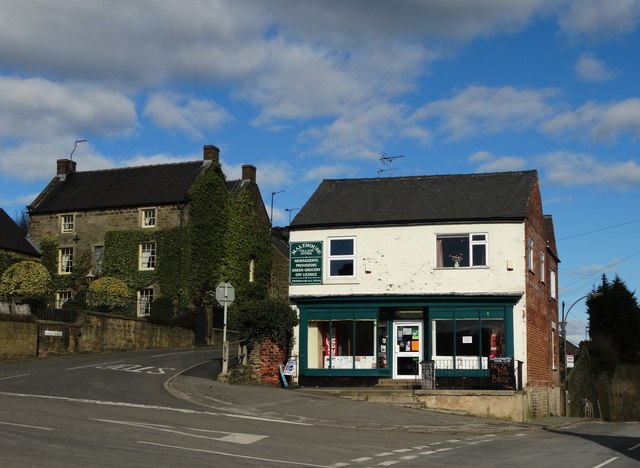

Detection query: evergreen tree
xmin=587 ymin=274 xmax=640 ymax=365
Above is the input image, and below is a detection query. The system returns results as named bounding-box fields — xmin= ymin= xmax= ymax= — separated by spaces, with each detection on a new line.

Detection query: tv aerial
xmin=378 ymin=153 xmax=404 ymax=177
xmin=69 ymin=138 xmax=87 ymax=160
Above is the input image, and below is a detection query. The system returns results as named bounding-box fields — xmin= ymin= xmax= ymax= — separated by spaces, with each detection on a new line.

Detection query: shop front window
xmin=307 ymin=319 xmax=376 ymax=370
xmin=432 ymin=317 xmax=505 ymax=370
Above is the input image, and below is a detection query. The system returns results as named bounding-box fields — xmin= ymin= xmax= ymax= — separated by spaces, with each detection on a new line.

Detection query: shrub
xmin=229 ymin=299 xmax=298 ymax=354
xmin=86 ymin=276 xmax=131 ymax=312
xmin=0 ymin=261 xmax=51 ymax=299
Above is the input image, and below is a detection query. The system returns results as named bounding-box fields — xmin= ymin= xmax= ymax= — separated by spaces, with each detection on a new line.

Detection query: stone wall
xmin=525 ymin=385 xmax=562 ymax=418
xmin=37 ymin=311 xmax=194 ymax=356
xmin=0 ymin=319 xmax=37 ymax=359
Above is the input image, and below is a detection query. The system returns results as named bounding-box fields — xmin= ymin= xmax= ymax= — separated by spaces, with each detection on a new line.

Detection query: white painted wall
xmin=289 ymin=222 xmax=530 ymax=378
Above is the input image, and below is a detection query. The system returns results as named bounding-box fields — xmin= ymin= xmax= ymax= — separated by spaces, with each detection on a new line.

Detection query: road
xmin=1 ymin=349 xmax=638 ymax=467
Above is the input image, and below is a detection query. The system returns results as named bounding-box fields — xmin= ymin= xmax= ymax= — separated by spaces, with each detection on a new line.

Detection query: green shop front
xmin=294 ymin=296 xmax=519 ymax=389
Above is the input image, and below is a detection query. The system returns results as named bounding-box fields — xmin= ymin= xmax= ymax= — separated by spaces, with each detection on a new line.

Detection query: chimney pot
xmin=242 ymin=164 xmax=257 ymax=184
xmin=56 ymin=159 xmax=77 ymax=177
xmin=203 ymin=145 xmax=220 ymax=163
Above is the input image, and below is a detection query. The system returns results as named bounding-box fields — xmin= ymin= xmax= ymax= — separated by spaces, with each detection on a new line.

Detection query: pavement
xmin=164 ymin=360 xmax=590 ymax=435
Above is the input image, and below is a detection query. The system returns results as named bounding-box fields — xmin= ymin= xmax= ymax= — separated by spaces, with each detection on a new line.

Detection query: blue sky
xmin=1 ymin=1 xmax=639 ymax=344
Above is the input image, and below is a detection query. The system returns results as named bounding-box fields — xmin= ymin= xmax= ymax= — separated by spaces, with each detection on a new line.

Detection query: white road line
xmin=628 ymin=442 xmax=640 ymax=451
xmin=150 ymin=350 xmax=196 ymax=358
xmin=0 ymin=421 xmax=53 ymax=431
xmin=66 ymin=360 xmax=122 ymax=370
xmin=392 ymin=448 xmax=412 ymax=453
xmin=419 ymin=450 xmax=436 ymax=455
xmin=593 ymin=457 xmax=619 ymax=468
xmin=400 ymin=455 xmax=417 ymax=460
xmin=377 ymin=460 xmax=400 ymax=466
xmin=138 ymin=441 xmax=326 ymax=467
xmin=94 ymin=419 xmax=267 ymax=445
xmin=374 ymin=452 xmax=394 ymax=457
xmin=0 ymin=390 xmax=310 ymax=425
xmin=351 ymin=457 xmax=373 ymax=462
xmin=0 ymin=374 xmax=30 ymax=380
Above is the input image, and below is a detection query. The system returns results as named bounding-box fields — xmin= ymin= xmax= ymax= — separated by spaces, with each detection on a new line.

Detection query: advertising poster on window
xmin=290 ymin=242 xmax=323 ymax=284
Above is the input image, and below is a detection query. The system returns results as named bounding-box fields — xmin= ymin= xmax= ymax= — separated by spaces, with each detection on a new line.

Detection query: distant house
xmin=0 ymin=207 xmax=40 ymax=262
xmin=288 ymin=170 xmax=561 ymax=417
xmin=27 ymin=145 xmax=276 ymax=315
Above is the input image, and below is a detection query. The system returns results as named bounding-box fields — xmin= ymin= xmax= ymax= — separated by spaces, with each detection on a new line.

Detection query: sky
xmin=1 ymin=1 xmax=639 ymax=344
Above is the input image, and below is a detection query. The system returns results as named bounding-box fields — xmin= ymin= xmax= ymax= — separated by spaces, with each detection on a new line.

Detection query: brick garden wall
xmin=248 ymin=339 xmax=285 ymax=387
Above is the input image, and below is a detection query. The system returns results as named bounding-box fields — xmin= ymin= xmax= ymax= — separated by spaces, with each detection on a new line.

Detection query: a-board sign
xmin=489 ymin=356 xmax=515 ymax=390
xmin=290 ymin=241 xmax=323 ymax=284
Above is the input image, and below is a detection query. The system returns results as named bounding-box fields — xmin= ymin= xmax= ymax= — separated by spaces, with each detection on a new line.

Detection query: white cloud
xmin=541 ymin=98 xmax=640 ymax=141
xmin=414 ymin=86 xmax=557 ymax=140
xmin=123 ymin=152 xmax=197 ymax=168
xmin=559 ymin=0 xmax=640 ymax=37
xmin=538 ymin=151 xmax=640 ymax=190
xmin=303 ymin=164 xmax=361 ymax=182
xmin=574 ymin=53 xmax=616 ymax=82
xmin=0 ymin=76 xmax=137 ymax=140
xmin=143 ymin=93 xmax=232 ymax=139
xmin=469 ymin=151 xmax=527 ymax=172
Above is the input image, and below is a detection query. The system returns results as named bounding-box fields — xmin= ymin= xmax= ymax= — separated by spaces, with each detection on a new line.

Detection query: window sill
xmin=434 ymin=266 xmax=489 ymax=270
xmin=324 ymin=277 xmax=359 ymax=285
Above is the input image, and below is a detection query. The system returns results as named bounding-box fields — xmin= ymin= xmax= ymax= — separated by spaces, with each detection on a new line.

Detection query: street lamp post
xmin=270 ymin=190 xmax=284 ymax=226
xmin=561 ymin=292 xmax=602 ymax=416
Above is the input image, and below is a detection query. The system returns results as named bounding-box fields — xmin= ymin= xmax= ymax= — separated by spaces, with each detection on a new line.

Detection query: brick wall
xmin=248 ymin=339 xmax=285 ymax=387
xmin=0 ymin=320 xmax=37 ymax=359
xmin=524 ymin=177 xmax=560 ymax=389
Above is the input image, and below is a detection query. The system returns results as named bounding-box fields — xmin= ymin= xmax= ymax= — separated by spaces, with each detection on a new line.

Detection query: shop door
xmin=392 ymin=321 xmax=423 ymax=379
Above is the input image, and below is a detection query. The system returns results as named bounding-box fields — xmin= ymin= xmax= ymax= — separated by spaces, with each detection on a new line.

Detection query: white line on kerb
xmin=593 ymin=457 xmax=619 ymax=468
xmin=0 ymin=421 xmax=53 ymax=431
xmin=137 ymin=441 xmax=327 ymax=467
xmin=628 ymin=442 xmax=640 ymax=451
xmin=0 ymin=390 xmax=310 ymax=425
xmin=0 ymin=374 xmax=30 ymax=380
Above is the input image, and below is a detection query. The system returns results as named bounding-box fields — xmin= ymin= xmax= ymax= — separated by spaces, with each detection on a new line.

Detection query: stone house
xmin=27 ymin=145 xmax=274 ymax=315
xmin=288 ymin=170 xmax=561 ymax=417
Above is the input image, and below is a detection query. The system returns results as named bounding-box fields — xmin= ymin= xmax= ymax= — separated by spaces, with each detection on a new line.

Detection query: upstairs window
xmin=328 ymin=237 xmax=355 ymax=277
xmin=139 ymin=242 xmax=156 ymax=270
xmin=540 ymin=251 xmax=545 ymax=283
xmin=93 ymin=245 xmax=104 ymax=276
xmin=436 ymin=234 xmax=487 ymax=268
xmin=61 ymin=214 xmax=74 ymax=233
xmin=141 ymin=208 xmax=156 ymax=228
xmin=58 ymin=248 xmax=74 ymax=274
xmin=550 ymin=270 xmax=557 ymax=300
xmin=527 ymin=237 xmax=534 ymax=272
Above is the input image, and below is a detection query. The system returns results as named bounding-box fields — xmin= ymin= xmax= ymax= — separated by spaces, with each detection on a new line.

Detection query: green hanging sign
xmin=290 ymin=241 xmax=323 ymax=284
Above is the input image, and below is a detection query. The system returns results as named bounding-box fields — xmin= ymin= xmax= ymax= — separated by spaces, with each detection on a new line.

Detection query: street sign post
xmin=216 ymin=282 xmax=235 ymax=375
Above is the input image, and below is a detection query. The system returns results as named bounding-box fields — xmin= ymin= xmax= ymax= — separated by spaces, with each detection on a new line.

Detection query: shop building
xmin=288 ymin=170 xmax=561 ymax=414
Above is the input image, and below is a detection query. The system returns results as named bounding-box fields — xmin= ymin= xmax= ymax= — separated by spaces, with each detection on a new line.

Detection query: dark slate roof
xmin=30 ymin=161 xmax=209 ymax=213
xmin=0 ymin=208 xmax=40 ymax=256
xmin=291 ymin=171 xmax=538 ymax=229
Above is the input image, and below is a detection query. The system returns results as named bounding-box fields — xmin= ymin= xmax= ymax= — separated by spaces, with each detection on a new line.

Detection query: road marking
xmin=138 ymin=441 xmax=326 ymax=467
xmin=0 ymin=421 xmax=53 ymax=431
xmin=150 ymin=350 xmax=196 ymax=358
xmin=0 ymin=390 xmax=311 ymax=425
xmin=351 ymin=457 xmax=372 ymax=462
xmin=392 ymin=448 xmax=412 ymax=453
xmin=374 ymin=452 xmax=394 ymax=457
xmin=377 ymin=460 xmax=400 ymax=466
xmin=593 ymin=457 xmax=619 ymax=468
xmin=628 ymin=442 xmax=640 ymax=451
xmin=0 ymin=374 xmax=30 ymax=380
xmin=67 ymin=360 xmax=123 ymax=370
xmin=94 ymin=419 xmax=266 ymax=444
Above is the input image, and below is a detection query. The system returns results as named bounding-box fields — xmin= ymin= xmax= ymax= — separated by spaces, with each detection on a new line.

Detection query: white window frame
xmin=550 ymin=270 xmax=557 ymax=300
xmin=137 ymin=288 xmax=153 ymax=317
xmin=540 ymin=251 xmax=545 ymax=283
xmin=138 ymin=241 xmax=156 ymax=270
xmin=58 ymin=247 xmax=74 ymax=274
xmin=249 ymin=257 xmax=256 ymax=283
xmin=436 ymin=233 xmax=488 ymax=268
xmin=527 ymin=237 xmax=534 ymax=272
xmin=141 ymin=208 xmax=157 ymax=228
xmin=93 ymin=245 xmax=104 ymax=276
xmin=328 ymin=237 xmax=356 ymax=279
xmin=55 ymin=291 xmax=72 ymax=309
xmin=61 ymin=214 xmax=74 ymax=233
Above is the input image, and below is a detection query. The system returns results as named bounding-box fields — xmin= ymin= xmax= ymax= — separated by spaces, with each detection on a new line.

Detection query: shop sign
xmin=290 ymin=241 xmax=323 ymax=284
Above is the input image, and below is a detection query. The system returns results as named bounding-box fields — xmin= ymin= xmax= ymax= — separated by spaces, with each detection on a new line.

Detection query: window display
xmin=307 ymin=319 xmax=376 ymax=369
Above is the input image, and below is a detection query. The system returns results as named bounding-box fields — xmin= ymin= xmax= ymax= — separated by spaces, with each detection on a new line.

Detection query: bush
xmin=86 ymin=277 xmax=131 ymax=312
xmin=0 ymin=260 xmax=51 ymax=299
xmin=229 ymin=299 xmax=298 ymax=354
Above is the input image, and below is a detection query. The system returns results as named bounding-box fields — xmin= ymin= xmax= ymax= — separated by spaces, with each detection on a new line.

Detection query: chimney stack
xmin=242 ymin=164 xmax=257 ymax=184
xmin=56 ymin=159 xmax=77 ymax=177
xmin=203 ymin=145 xmax=220 ymax=163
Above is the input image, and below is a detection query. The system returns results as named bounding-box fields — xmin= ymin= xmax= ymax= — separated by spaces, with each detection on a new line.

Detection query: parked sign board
xmin=290 ymin=242 xmax=323 ymax=284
